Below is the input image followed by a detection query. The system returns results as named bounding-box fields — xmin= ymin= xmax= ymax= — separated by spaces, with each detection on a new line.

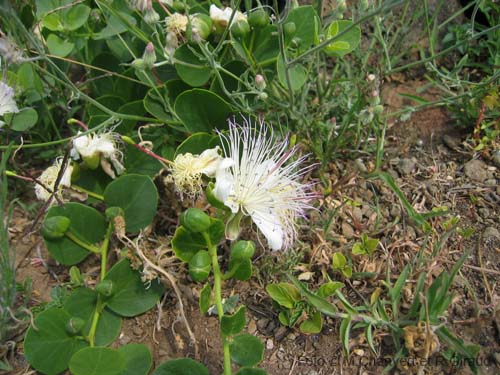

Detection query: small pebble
xmin=266 ymin=338 xmax=274 ymax=350
xmin=342 ymin=222 xmax=355 ymax=240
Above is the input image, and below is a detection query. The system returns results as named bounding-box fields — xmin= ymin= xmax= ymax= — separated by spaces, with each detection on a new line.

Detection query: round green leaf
xmin=228 ymin=258 xmax=253 ymax=281
xmin=324 ymin=20 xmax=361 ymax=57
xmin=285 ymin=6 xmax=319 ymax=52
xmin=174 ymin=44 xmax=212 ymax=86
xmin=230 ymin=334 xmax=264 ymax=367
xmin=266 ymin=283 xmax=301 ymax=309
xmin=144 ymin=87 xmax=171 ymax=123
xmin=24 ymin=308 xmax=88 ymax=375
xmin=123 ymin=144 xmax=163 ymax=177
xmin=64 ymin=288 xmax=122 ymax=346
xmin=236 ymin=368 xmax=268 ymax=375
xmin=4 ymin=108 xmax=38 ymax=131
xmin=221 ymin=306 xmax=246 ymax=336
xmin=174 ymin=89 xmax=233 ymax=133
xmin=103 ymin=174 xmax=158 ymax=233
xmin=104 ymin=259 xmax=164 ymax=317
xmin=171 ymin=226 xmax=207 ymax=262
xmin=277 ymin=54 xmax=307 ymax=92
xmin=152 ymin=358 xmax=209 ymax=375
xmin=199 ymin=283 xmax=211 ymax=314
xmin=174 ymin=133 xmax=219 ymax=157
xmin=299 ymin=311 xmax=322 ymax=334
xmin=63 ymin=4 xmax=90 ymax=31
xmin=189 ymin=250 xmax=211 ymax=282
xmin=46 ymin=33 xmax=74 ymax=57
xmin=118 ymin=344 xmax=152 ymax=375
xmin=116 ymin=100 xmax=145 ymax=134
xmin=69 ymin=347 xmax=125 ymax=375
xmin=44 ymin=203 xmax=106 ymax=265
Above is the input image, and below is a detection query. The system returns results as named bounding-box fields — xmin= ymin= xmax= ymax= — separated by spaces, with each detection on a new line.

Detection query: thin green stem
xmin=72 ymin=185 xmax=105 ymax=201
xmin=88 ymin=222 xmax=113 ymax=346
xmin=65 ymin=231 xmax=101 ymax=253
xmin=204 ymin=233 xmax=232 ymax=375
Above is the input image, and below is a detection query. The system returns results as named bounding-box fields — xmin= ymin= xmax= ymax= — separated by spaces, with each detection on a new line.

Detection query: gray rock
xmin=352 ymin=207 xmax=363 ymax=222
xmin=478 ymin=208 xmax=490 ymax=218
xmin=484 ymin=179 xmax=497 ymax=186
xmin=397 ymin=158 xmax=416 ymax=175
xmin=342 ymin=222 xmax=355 ymax=239
xmin=483 ymin=227 xmax=500 ymax=240
xmin=493 ymin=353 xmax=500 ymax=365
xmin=354 ymin=158 xmax=368 ymax=173
xmin=442 ymin=134 xmax=459 ymax=150
xmin=493 ymin=150 xmax=500 ymax=168
xmin=390 ymin=204 xmax=401 ymax=218
xmin=464 ymin=159 xmax=491 ymax=183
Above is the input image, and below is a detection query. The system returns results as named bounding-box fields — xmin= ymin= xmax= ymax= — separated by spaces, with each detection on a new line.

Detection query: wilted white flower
xmin=35 ymin=158 xmax=73 ymax=203
xmin=71 ymin=131 xmax=125 ymax=178
xmin=209 ymin=4 xmax=247 ymax=29
xmin=0 ymin=82 xmax=19 ymax=127
xmin=166 ymin=147 xmax=223 ymax=197
xmin=0 ymin=36 xmax=24 ymax=64
xmin=166 ymin=13 xmax=189 ymax=34
xmin=213 ymin=119 xmax=315 ymax=250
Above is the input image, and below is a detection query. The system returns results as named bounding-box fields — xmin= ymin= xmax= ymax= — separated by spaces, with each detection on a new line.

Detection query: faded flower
xmin=35 ymin=159 xmax=73 ymax=203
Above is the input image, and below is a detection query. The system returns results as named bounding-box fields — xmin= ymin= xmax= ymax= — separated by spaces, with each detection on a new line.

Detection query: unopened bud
xmin=142 ymin=42 xmax=156 ymax=68
xmin=371 ymin=90 xmax=379 ymax=97
xmin=131 ymin=58 xmax=145 ymax=70
xmin=255 ymin=74 xmax=266 ymax=90
xmin=367 ymin=74 xmax=376 ymax=82
xmin=144 ymin=5 xmax=160 ymax=24
xmin=258 ymin=92 xmax=268 ymax=100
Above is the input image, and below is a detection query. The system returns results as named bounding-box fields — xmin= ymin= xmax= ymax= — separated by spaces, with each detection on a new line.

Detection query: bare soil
xmin=4 ymin=82 xmax=500 ymax=375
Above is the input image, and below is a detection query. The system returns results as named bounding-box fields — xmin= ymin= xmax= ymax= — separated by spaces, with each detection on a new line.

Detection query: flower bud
xmin=189 ymin=250 xmax=211 ymax=282
xmin=180 ymin=208 xmax=211 ymax=233
xmin=255 ymin=74 xmax=266 ymax=90
xmin=42 ymin=216 xmax=71 ymax=240
xmin=258 ymin=92 xmax=268 ymax=101
xmin=144 ymin=6 xmax=160 ymax=24
xmin=142 ymin=42 xmax=156 ymax=69
xmin=191 ymin=14 xmax=213 ymax=40
xmin=131 ymin=58 xmax=146 ymax=70
xmin=231 ymin=19 xmax=250 ymax=38
xmin=284 ymin=22 xmax=296 ymax=37
xmin=65 ymin=317 xmax=85 ymax=335
xmin=248 ymin=8 xmax=269 ymax=28
xmin=231 ymin=240 xmax=255 ymax=260
xmin=82 ymin=154 xmax=100 ymax=170
xmin=95 ymin=280 xmax=114 ymax=297
xmin=373 ymin=105 xmax=384 ymax=115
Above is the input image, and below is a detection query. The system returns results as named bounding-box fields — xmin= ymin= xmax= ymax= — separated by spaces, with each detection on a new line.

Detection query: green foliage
xmin=229 ymin=334 xmax=264 ymax=367
xmin=152 ymin=358 xmax=209 ymax=375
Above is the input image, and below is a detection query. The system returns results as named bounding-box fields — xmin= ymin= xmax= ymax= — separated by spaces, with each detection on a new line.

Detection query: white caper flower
xmin=209 ymin=4 xmax=247 ymax=29
xmin=71 ymin=131 xmax=125 ymax=179
xmin=166 ymin=13 xmax=189 ymax=34
xmin=166 ymin=147 xmax=223 ymax=197
xmin=213 ymin=119 xmax=316 ymax=250
xmin=35 ymin=158 xmax=73 ymax=203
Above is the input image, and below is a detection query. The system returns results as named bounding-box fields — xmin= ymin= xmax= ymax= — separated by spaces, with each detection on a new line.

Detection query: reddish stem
xmin=131 ymin=143 xmax=170 ymax=164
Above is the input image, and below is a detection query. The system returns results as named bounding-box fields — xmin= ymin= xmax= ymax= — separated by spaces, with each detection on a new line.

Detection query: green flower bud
xmin=248 ymin=8 xmax=269 ymax=28
xmin=180 ymin=208 xmax=211 ymax=233
xmin=82 ymin=154 xmax=100 ymax=170
xmin=258 ymin=92 xmax=268 ymax=101
xmin=191 ymin=14 xmax=213 ymax=40
xmin=42 ymin=216 xmax=71 ymax=240
xmin=284 ymin=22 xmax=296 ymax=37
xmin=105 ymin=207 xmax=125 ymax=221
xmin=373 ymin=105 xmax=384 ymax=115
xmin=65 ymin=317 xmax=85 ymax=335
xmin=131 ymin=58 xmax=145 ymax=70
xmin=290 ymin=37 xmax=302 ymax=48
xmin=95 ymin=280 xmax=114 ymax=297
xmin=171 ymin=1 xmax=185 ymax=12
xmin=231 ymin=240 xmax=255 ymax=260
xmin=142 ymin=42 xmax=156 ymax=69
xmin=231 ymin=20 xmax=250 ymax=39
xmin=189 ymin=250 xmax=211 ymax=282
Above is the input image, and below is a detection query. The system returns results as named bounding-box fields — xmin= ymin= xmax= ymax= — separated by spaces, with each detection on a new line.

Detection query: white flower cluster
xmin=168 ymin=119 xmax=314 ymax=251
xmin=34 ymin=158 xmax=73 ymax=203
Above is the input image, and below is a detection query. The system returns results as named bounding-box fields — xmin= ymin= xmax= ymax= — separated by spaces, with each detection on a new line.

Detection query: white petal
xmin=213 ymin=158 xmax=235 ymax=205
xmin=250 ymin=209 xmax=283 ymax=250
xmin=93 ymin=136 xmax=115 ymax=156
xmin=198 ymin=147 xmax=222 ymax=177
